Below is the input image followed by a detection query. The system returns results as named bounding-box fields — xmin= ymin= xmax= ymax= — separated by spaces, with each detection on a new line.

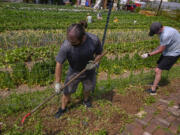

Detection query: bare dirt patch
xmin=0 ymin=84 xmax=53 ymax=98
xmin=100 ymin=89 xmax=147 ymax=114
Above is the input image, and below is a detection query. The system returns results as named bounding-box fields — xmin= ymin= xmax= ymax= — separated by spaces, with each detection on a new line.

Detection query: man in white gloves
xmin=54 ymin=22 xmax=102 ymax=118
xmin=141 ymin=22 xmax=180 ymax=95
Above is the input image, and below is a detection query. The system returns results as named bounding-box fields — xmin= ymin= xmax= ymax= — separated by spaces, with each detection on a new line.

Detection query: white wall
xmin=149 ymin=0 xmax=168 ymax=2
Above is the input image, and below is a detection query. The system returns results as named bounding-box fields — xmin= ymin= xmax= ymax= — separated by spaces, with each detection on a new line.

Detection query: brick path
xmin=121 ymin=90 xmax=180 ymax=135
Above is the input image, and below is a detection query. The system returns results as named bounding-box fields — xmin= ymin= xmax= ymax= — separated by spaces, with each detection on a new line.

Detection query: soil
xmin=1 ymin=78 xmax=180 ymax=134
xmin=38 ymin=78 xmax=179 ymax=135
xmin=0 ymin=84 xmax=54 ymax=98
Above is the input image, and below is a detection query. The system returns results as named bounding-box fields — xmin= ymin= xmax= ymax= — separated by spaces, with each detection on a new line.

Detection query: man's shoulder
xmin=86 ymin=32 xmax=99 ymax=41
xmin=161 ymin=26 xmax=174 ymax=39
xmin=61 ymin=40 xmax=71 ymax=48
xmin=164 ymin=26 xmax=177 ymax=34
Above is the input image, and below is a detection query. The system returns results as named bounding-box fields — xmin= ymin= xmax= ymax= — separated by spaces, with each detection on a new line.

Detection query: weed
xmin=168 ymin=101 xmax=174 ymax=107
xmin=177 ymin=125 xmax=180 ymax=134
xmin=12 ymin=62 xmax=28 ymax=85
xmin=144 ymin=96 xmax=156 ymax=105
xmin=154 ymin=109 xmax=160 ymax=115
xmin=95 ymin=129 xmax=108 ymax=135
xmin=0 ymin=71 xmax=15 ymax=89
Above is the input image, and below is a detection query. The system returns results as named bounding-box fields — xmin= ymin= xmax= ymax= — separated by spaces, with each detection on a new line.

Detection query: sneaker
xmin=145 ymin=88 xmax=157 ymax=95
xmin=83 ymin=99 xmax=92 ymax=108
xmin=54 ymin=108 xmax=66 ymax=118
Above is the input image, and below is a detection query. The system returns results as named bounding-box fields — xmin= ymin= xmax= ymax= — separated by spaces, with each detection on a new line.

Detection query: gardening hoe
xmin=21 ymin=51 xmax=108 ymax=125
xmin=102 ymin=0 xmax=114 ymax=48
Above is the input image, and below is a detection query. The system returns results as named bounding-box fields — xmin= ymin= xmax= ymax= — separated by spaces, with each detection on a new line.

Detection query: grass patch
xmin=1 ymin=66 xmax=180 ymax=134
xmin=144 ymin=96 xmax=156 ymax=105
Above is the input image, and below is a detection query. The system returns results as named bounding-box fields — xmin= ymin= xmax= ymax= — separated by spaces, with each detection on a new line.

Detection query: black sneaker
xmin=145 ymin=88 xmax=157 ymax=95
xmin=83 ymin=99 xmax=92 ymax=108
xmin=54 ymin=108 xmax=66 ymax=119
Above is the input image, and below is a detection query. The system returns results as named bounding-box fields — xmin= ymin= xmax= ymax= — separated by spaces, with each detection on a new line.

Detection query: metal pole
xmin=102 ymin=0 xmax=114 ymax=48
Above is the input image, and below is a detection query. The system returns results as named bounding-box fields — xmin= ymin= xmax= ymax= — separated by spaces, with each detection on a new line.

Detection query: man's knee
xmin=63 ymin=94 xmax=71 ymax=100
xmin=155 ymin=68 xmax=162 ymax=74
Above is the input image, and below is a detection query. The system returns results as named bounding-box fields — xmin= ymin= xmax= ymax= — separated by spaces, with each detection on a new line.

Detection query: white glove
xmin=55 ymin=82 xmax=61 ymax=94
xmin=141 ymin=53 xmax=149 ymax=59
xmin=85 ymin=60 xmax=98 ymax=70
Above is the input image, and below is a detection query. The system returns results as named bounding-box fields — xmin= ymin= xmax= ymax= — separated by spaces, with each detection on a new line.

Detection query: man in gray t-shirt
xmin=54 ymin=23 xmax=103 ymax=118
xmin=160 ymin=26 xmax=180 ymax=56
xmin=141 ymin=22 xmax=180 ymax=95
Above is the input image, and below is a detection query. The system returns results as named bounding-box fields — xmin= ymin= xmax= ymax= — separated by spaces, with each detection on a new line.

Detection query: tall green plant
xmin=28 ymin=59 xmax=55 ymax=86
xmin=0 ymin=71 xmax=15 ymax=89
xmin=12 ymin=62 xmax=29 ymax=85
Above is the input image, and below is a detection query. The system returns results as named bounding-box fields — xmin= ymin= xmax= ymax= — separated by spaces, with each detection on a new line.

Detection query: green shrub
xmin=144 ymin=96 xmax=156 ymax=105
xmin=11 ymin=62 xmax=29 ymax=85
xmin=95 ymin=129 xmax=108 ymax=135
xmin=0 ymin=71 xmax=15 ymax=89
xmin=135 ymin=7 xmax=141 ymax=13
xmin=28 ymin=60 xmax=55 ymax=86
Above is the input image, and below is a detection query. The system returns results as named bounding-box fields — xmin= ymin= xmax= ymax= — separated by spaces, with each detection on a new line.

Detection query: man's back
xmin=160 ymin=26 xmax=180 ymax=56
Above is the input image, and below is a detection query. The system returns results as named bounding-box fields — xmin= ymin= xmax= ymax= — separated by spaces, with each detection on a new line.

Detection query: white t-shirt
xmin=87 ymin=16 xmax=92 ymax=23
xmin=160 ymin=26 xmax=180 ymax=56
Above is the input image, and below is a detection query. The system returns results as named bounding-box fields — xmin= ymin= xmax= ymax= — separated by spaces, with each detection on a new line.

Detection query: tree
xmin=156 ymin=0 xmax=163 ymax=16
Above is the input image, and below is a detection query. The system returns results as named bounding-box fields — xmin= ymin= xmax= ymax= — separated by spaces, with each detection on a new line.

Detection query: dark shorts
xmin=157 ymin=55 xmax=180 ymax=70
xmin=63 ymin=69 xmax=96 ymax=95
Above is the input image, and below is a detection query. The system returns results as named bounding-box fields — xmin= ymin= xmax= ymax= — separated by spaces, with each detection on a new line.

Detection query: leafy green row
xmin=0 ymin=39 xmax=158 ymax=68
xmin=100 ymin=53 xmax=160 ymax=74
xmin=0 ymin=29 xmax=154 ymax=49
xmin=105 ymin=40 xmax=159 ymax=53
xmin=0 ymin=53 xmax=160 ymax=89
xmin=0 ymin=59 xmax=70 ymax=89
xmin=0 ymin=45 xmax=57 ymax=68
xmin=0 ymin=61 xmax=55 ymax=89
xmin=0 ymin=3 xmax=180 ymax=32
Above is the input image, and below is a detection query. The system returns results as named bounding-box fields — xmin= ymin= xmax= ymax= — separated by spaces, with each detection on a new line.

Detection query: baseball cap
xmin=149 ymin=22 xmax=163 ymax=36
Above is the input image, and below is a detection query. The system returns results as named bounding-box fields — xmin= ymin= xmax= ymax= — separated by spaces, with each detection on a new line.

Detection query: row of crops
xmin=0 ymin=29 xmax=155 ymax=49
xmin=1 ymin=2 xmax=180 ymax=32
xmin=0 ymin=39 xmax=159 ymax=67
xmin=0 ymin=40 xmax=161 ymax=89
xmin=0 ymin=54 xmax=160 ymax=89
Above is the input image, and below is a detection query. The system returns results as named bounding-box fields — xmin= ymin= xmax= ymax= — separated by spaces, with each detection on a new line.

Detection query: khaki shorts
xmin=63 ymin=69 xmax=96 ymax=95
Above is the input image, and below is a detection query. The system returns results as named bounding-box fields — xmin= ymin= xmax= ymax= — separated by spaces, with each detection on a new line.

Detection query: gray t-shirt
xmin=56 ymin=33 xmax=102 ymax=72
xmin=160 ymin=26 xmax=180 ymax=56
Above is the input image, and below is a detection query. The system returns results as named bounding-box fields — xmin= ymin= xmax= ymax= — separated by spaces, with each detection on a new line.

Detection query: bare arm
xmin=149 ymin=45 xmax=166 ymax=56
xmin=55 ymin=62 xmax=63 ymax=83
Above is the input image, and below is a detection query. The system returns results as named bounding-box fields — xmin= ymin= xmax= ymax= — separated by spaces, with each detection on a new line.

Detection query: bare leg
xmin=61 ymin=94 xmax=71 ymax=110
xmin=83 ymin=91 xmax=90 ymax=101
xmin=151 ymin=67 xmax=162 ymax=91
